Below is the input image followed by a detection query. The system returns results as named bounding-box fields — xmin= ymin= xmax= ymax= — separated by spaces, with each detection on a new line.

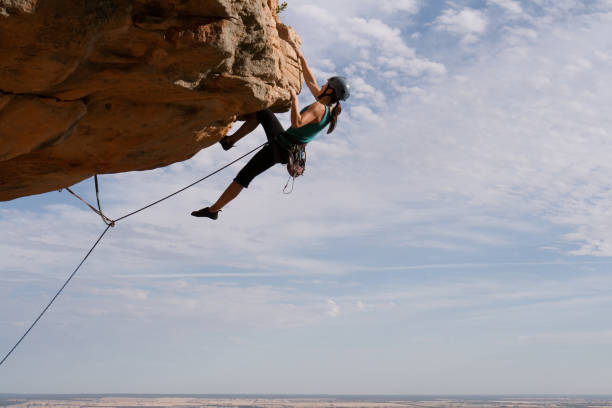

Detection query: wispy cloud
xmin=519 ymin=330 xmax=612 ymax=346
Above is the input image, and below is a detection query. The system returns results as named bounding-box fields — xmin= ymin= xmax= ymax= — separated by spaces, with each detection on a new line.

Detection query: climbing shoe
xmin=191 ymin=207 xmax=219 ymax=220
xmin=219 ymin=136 xmax=234 ymax=151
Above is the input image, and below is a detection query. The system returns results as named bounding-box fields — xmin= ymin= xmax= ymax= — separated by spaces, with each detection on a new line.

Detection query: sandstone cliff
xmin=0 ymin=0 xmax=301 ymax=201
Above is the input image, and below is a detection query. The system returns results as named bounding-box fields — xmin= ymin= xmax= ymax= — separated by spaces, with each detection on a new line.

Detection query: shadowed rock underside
xmin=0 ymin=0 xmax=302 ymax=201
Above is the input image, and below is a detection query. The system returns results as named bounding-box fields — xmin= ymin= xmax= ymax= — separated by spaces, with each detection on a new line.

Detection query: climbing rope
xmin=0 ymin=224 xmax=112 ymax=368
xmin=0 ymin=141 xmax=267 ymax=368
xmin=115 ymin=141 xmax=267 ymax=222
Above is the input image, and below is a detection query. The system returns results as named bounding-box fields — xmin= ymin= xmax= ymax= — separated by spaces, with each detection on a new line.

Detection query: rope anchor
xmin=58 ymin=175 xmax=115 ymax=227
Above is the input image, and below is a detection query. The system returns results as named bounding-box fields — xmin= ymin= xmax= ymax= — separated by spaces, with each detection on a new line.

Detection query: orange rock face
xmin=0 ymin=0 xmax=301 ymax=201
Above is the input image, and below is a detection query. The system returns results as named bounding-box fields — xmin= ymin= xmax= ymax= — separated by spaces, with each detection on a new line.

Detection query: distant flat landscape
xmin=2 ymin=396 xmax=612 ymax=408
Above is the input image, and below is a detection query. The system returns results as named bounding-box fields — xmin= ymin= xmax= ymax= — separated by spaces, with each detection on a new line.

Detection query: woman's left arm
xmin=290 ymin=89 xmax=318 ymax=128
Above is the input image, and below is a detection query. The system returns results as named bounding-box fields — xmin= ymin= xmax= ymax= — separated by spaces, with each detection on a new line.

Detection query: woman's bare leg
xmin=209 ymin=181 xmax=243 ymax=212
xmin=226 ymin=113 xmax=258 ymax=144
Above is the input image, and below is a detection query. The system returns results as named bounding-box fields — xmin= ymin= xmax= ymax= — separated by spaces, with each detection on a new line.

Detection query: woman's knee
xmin=233 ymin=175 xmax=251 ymax=189
xmin=234 ymin=145 xmax=276 ymax=188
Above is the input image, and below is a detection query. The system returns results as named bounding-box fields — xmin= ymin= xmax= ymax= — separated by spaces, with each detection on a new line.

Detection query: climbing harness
xmin=286 ymin=143 xmax=307 ymax=178
xmin=0 ymin=141 xmax=267 ymax=368
xmin=283 ymin=143 xmax=306 ymax=194
xmin=280 ymin=127 xmax=309 ymax=194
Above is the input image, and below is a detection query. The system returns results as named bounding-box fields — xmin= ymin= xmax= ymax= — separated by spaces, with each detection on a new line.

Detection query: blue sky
xmin=2 ymin=0 xmax=612 ymax=394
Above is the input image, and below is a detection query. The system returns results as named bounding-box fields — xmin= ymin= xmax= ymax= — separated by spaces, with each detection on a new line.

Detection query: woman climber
xmin=191 ymin=44 xmax=350 ymax=220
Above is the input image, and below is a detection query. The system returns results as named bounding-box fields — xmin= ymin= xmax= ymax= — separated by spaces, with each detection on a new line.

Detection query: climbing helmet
xmin=327 ymin=76 xmax=350 ymax=101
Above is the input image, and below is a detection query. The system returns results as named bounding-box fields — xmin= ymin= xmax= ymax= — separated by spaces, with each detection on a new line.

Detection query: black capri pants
xmin=234 ymin=110 xmax=289 ymax=188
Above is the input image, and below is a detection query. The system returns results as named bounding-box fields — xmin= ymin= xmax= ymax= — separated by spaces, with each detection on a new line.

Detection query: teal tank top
xmin=279 ymin=105 xmax=330 ymax=147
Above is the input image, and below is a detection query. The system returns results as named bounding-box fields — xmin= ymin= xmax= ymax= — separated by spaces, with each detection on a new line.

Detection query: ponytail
xmin=327 ymin=101 xmax=342 ymax=134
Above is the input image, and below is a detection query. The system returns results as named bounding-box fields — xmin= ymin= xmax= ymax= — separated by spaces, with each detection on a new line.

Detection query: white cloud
xmin=343 ymin=17 xmax=446 ymax=78
xmin=89 ymin=287 xmax=149 ymax=301
xmin=294 ymin=4 xmax=337 ymax=26
xmin=488 ymin=0 xmax=523 ymax=14
xmin=381 ymin=0 xmax=421 ymax=14
xmin=292 ymin=4 xmax=446 ymax=89
xmin=350 ymin=105 xmax=377 ymax=122
xmin=434 ymin=7 xmax=489 ymax=43
xmin=292 ymin=0 xmax=421 ymax=19
xmin=327 ymin=299 xmax=340 ymax=317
